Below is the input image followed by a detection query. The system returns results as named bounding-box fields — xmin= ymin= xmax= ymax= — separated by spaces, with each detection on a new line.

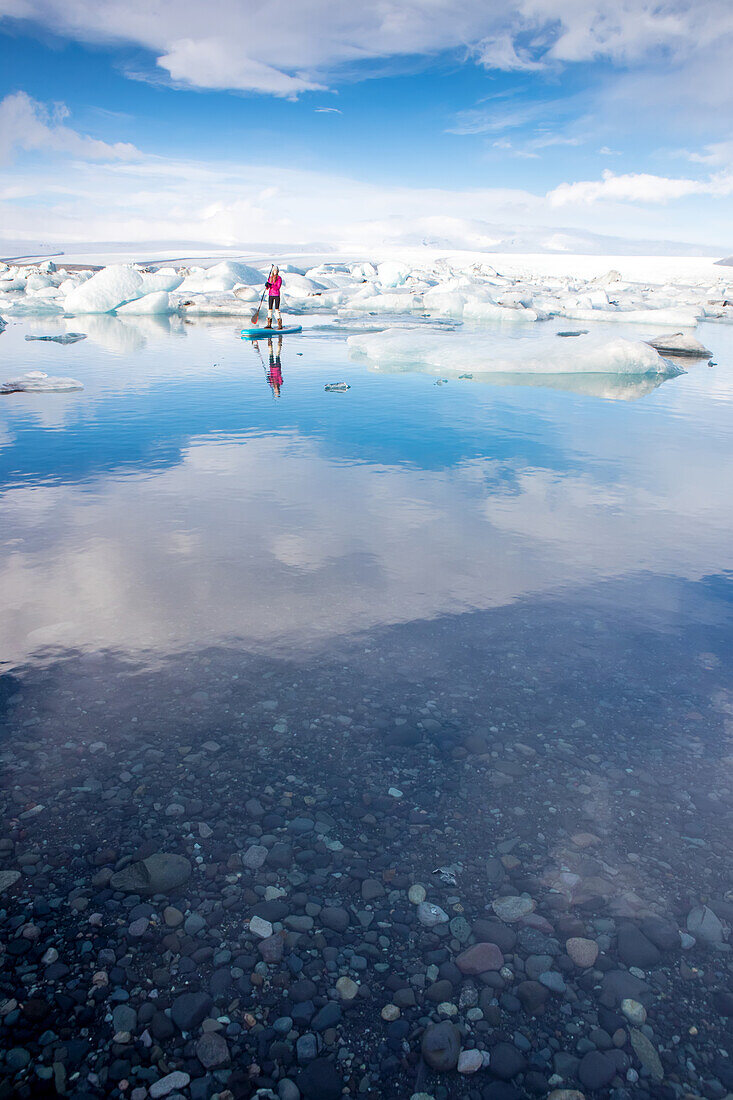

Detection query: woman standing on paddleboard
xmin=265 ymin=267 xmax=283 ymax=329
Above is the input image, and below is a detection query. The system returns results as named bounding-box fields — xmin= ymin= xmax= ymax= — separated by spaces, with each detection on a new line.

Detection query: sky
xmin=1 ymin=1 xmax=733 ymax=254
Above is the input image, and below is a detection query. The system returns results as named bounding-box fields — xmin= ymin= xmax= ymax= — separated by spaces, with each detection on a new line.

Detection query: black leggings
xmin=268 ymin=295 xmax=280 ymax=310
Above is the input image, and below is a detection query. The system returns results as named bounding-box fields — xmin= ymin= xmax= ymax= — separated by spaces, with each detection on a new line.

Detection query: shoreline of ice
xmin=1 ymin=252 xmax=729 ymax=376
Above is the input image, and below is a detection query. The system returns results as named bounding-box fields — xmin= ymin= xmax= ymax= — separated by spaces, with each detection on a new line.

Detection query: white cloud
xmin=3 ymin=0 xmax=733 ymax=102
xmin=547 ymin=168 xmax=733 ymax=206
xmin=0 ymin=91 xmax=140 ymax=166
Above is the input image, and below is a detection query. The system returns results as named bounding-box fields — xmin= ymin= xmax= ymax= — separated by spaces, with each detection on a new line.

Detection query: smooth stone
xmin=629 ymin=1029 xmax=663 ymax=1081
xmin=408 ymin=884 xmax=427 ymax=904
xmin=361 ymin=878 xmax=385 ymax=901
xmin=298 ymin=1057 xmax=343 ymax=1099
xmin=621 ymin=998 xmax=647 ymax=1025
xmin=539 ymin=971 xmax=566 ymax=993
xmin=456 ymin=942 xmax=504 ymax=974
xmin=335 ymin=977 xmax=359 ymax=1001
xmin=149 ymin=1071 xmax=191 ymax=1098
xmin=110 ymin=853 xmax=191 ymax=895
xmin=171 ymin=991 xmax=213 ymax=1031
xmin=321 ymin=906 xmax=349 ymax=932
xmin=250 ymin=915 xmax=274 ymax=939
xmin=184 ymin=913 xmax=205 ymax=935
xmin=578 ymin=1051 xmax=616 ymax=1090
xmin=617 ymin=924 xmax=660 ymax=968
xmin=421 ymin=1022 xmax=461 ymax=1071
xmin=417 ymin=901 xmax=449 ymax=927
xmin=112 ymin=1005 xmax=137 ymax=1033
xmin=458 ymin=1049 xmax=483 ymax=1074
xmin=0 ymin=871 xmax=21 ymax=894
xmin=196 ymin=1031 xmax=230 ymax=1068
xmin=489 ymin=1042 xmax=526 ymax=1080
xmin=243 ymin=844 xmax=268 ymax=870
xmin=687 ymin=905 xmax=724 ymax=945
xmin=492 ymin=896 xmax=535 ymax=922
xmin=566 ymin=937 xmax=598 ymax=968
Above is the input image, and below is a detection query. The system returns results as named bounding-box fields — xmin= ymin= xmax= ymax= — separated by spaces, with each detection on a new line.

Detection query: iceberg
xmin=2 ymin=370 xmax=83 ymax=394
xmin=64 ymin=264 xmax=145 ymax=314
xmin=116 ymin=291 xmax=174 ymax=315
xmin=177 ymin=260 xmax=263 ymax=294
xmin=347 ymin=329 xmax=683 ymax=376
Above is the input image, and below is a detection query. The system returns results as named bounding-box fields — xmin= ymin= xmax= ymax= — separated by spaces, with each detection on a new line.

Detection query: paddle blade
xmin=250 ymin=308 xmax=261 ymax=325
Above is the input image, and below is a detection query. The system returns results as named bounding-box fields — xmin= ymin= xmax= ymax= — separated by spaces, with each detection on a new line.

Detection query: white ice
xmin=1 ymin=371 xmax=84 ymax=394
xmin=347 ymin=329 xmax=682 ymax=376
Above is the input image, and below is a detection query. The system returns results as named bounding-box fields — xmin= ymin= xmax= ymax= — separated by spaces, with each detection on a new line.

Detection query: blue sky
xmin=1 ymin=1 xmax=733 ymax=252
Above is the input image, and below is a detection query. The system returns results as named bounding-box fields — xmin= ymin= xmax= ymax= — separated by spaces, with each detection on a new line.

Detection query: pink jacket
xmin=267 ymin=275 xmax=282 ymax=295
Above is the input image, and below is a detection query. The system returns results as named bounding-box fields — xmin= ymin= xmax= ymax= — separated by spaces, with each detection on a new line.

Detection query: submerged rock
xmin=421 ymin=1022 xmax=461 ymax=1071
xmin=109 ymin=852 xmax=192 ymax=894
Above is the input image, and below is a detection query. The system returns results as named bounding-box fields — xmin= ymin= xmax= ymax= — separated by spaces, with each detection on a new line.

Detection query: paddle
xmin=251 ymin=265 xmax=275 ymax=326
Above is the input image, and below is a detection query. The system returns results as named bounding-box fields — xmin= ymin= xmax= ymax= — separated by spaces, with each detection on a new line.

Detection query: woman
xmin=265 ymin=266 xmax=283 ymax=329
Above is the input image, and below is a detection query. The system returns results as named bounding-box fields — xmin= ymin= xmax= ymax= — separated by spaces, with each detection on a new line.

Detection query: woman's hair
xmin=273 ymin=266 xmax=279 ymax=275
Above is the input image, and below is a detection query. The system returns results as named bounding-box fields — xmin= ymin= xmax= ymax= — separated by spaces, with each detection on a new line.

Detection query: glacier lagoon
xmin=0 ymin=307 xmax=732 ymax=1099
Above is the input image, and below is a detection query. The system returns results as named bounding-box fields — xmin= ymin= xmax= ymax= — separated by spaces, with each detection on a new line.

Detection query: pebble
xmin=566 ymin=937 xmax=598 ymax=968
xmin=335 ymin=977 xmax=359 ymax=1001
xmin=457 ymin=1049 xmax=483 ymax=1074
xmin=416 ymin=901 xmax=449 ymax=927
xmin=492 ymin=895 xmax=535 ymax=921
xmin=408 ymin=883 xmax=427 ymax=903
xmin=421 ymin=1021 xmax=461 ymax=1071
xmin=621 ymin=998 xmax=647 ymax=1025
xmin=455 ymin=941 xmax=503 ymax=974
xmin=149 ymin=1071 xmax=191 ymax=1098
xmin=250 ymin=915 xmax=274 ymax=938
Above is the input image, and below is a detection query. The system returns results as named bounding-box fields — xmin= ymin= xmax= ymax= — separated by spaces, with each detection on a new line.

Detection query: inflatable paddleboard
xmin=241 ymin=325 xmax=302 ymax=339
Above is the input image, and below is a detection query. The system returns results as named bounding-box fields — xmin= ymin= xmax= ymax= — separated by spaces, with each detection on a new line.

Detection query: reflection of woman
xmin=267 ymin=336 xmax=283 ymax=397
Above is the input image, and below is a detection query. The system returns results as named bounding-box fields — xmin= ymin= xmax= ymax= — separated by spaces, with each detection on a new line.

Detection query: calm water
xmin=2 ymin=314 xmax=733 ymax=660
xmin=0 ymin=313 xmax=731 ymax=1098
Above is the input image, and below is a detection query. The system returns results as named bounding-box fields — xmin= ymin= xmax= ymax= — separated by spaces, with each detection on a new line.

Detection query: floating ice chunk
xmin=348 ymin=329 xmax=683 ymax=376
xmin=645 ymin=332 xmax=711 ymax=357
xmin=3 ymin=297 xmax=64 ymax=316
xmin=560 ymin=306 xmax=700 ymax=327
xmin=116 ymin=291 xmax=173 ymax=315
xmin=64 ymin=264 xmax=144 ymax=314
xmin=324 ymin=382 xmax=350 ymax=391
xmin=2 ymin=370 xmax=83 ymax=393
xmin=25 ymin=332 xmax=87 ymax=344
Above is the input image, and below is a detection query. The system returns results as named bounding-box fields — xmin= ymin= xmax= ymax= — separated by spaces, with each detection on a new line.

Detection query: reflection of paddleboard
xmin=241 ymin=325 xmax=302 ymax=339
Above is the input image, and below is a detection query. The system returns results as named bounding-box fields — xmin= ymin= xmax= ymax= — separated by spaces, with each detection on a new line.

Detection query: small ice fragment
xmin=324 ymin=382 xmax=350 ymax=392
xmin=25 ymin=332 xmax=87 ymax=344
xmin=1 ymin=371 xmax=83 ymax=394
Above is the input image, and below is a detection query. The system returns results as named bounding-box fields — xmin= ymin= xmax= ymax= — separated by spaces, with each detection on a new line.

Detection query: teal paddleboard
xmin=241 ymin=325 xmax=302 ymax=339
